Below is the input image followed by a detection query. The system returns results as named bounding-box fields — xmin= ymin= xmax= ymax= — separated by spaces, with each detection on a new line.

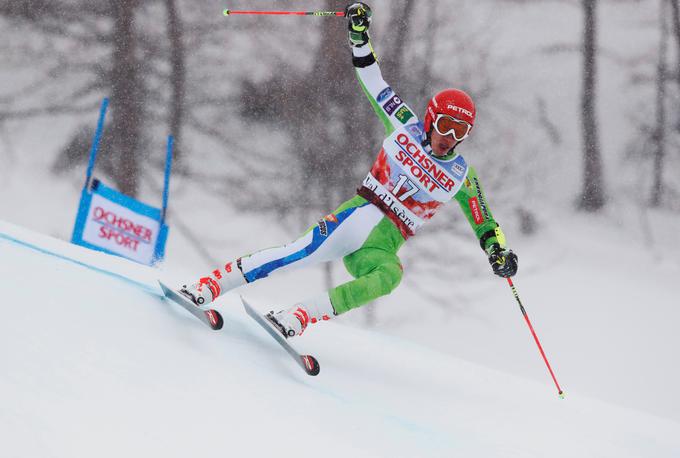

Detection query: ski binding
xmin=159 ymin=281 xmax=224 ymax=330
xmin=241 ymin=296 xmax=320 ymax=376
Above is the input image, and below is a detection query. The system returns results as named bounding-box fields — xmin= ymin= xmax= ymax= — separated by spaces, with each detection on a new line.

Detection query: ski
xmin=159 ymin=281 xmax=224 ymax=330
xmin=241 ymin=296 xmax=320 ymax=376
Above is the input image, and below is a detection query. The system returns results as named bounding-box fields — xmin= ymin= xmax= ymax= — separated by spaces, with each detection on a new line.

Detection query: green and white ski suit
xmin=236 ymin=43 xmax=507 ymax=315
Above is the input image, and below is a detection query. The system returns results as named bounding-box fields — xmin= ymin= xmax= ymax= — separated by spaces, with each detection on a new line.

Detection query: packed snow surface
xmin=1 ymin=220 xmax=678 ymax=458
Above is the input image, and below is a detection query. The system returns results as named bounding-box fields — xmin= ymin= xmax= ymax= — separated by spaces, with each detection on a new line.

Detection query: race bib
xmin=363 ymin=125 xmax=468 ymax=234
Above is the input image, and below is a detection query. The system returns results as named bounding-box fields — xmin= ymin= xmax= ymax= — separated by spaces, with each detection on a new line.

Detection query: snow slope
xmin=1 ymin=0 xmax=679 ymax=429
xmin=1 ymin=221 xmax=679 ymax=458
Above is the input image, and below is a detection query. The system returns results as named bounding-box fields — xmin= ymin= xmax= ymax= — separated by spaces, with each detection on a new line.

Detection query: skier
xmin=178 ymin=3 xmax=518 ymax=338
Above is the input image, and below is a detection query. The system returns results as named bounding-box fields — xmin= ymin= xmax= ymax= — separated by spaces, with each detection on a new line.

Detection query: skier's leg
xmin=181 ymin=196 xmax=382 ymax=306
xmin=269 ymin=215 xmax=406 ymax=337
xmin=330 ymin=215 xmax=406 ymax=313
xmin=239 ymin=196 xmax=380 ymax=282
xmin=330 ymin=248 xmax=403 ymax=314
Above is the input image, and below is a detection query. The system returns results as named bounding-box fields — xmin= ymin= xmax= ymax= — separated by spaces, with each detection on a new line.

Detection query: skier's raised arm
xmin=345 ymin=3 xmax=418 ymax=135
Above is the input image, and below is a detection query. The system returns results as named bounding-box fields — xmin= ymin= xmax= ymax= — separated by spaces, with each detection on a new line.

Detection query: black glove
xmin=345 ymin=2 xmax=372 ymax=47
xmin=487 ymin=245 xmax=518 ymax=278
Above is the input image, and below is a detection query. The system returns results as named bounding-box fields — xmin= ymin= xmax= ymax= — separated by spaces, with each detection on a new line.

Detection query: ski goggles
xmin=433 ymin=114 xmax=472 ymax=142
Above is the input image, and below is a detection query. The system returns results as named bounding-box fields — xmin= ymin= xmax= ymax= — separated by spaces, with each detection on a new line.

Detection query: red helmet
xmin=423 ymin=89 xmax=476 ymax=135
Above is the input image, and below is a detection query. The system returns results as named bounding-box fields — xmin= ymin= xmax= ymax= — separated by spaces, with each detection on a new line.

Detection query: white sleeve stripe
xmin=352 ymin=45 xmax=372 ymax=57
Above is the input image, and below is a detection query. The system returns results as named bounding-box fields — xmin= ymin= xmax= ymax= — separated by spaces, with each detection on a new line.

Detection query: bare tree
xmin=108 ymin=1 xmax=145 ymax=197
xmin=578 ymin=0 xmax=605 ymax=211
xmin=0 ymin=0 xmax=192 ymax=197
xmin=166 ymin=0 xmax=186 ymax=163
xmin=237 ymin=0 xmax=378 ymax=217
xmin=379 ymin=0 xmax=416 ymax=86
xmin=670 ymin=0 xmax=680 ymax=145
xmin=651 ymin=0 xmax=669 ymax=206
xmin=0 ymin=2 xmax=143 ymax=195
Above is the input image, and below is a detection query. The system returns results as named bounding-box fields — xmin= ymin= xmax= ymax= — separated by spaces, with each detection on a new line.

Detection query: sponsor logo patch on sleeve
xmin=395 ymin=106 xmax=414 ymax=124
xmin=468 ymin=197 xmax=485 ymax=224
xmin=383 ymin=95 xmax=403 ymax=115
xmin=376 ymin=87 xmax=393 ymax=103
xmin=405 ymin=123 xmax=424 ymax=140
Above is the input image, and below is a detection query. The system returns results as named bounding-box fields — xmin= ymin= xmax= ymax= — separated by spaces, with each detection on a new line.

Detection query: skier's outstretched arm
xmin=455 ymin=167 xmax=519 ymax=277
xmin=345 ymin=3 xmax=417 ymax=135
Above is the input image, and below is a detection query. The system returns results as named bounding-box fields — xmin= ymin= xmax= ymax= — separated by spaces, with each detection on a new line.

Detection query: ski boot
xmin=179 ymin=277 xmax=219 ymax=307
xmin=266 ymin=294 xmax=337 ymax=338
xmin=266 ymin=306 xmax=311 ymax=338
xmin=179 ymin=260 xmax=247 ymax=307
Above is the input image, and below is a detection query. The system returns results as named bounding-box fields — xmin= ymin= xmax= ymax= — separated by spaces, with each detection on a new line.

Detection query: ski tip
xmin=206 ymin=309 xmax=224 ymax=330
xmin=301 ymin=355 xmax=320 ymax=376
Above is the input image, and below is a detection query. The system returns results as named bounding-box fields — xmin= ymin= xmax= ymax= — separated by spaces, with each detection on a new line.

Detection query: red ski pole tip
xmin=223 ymin=9 xmax=230 ymax=16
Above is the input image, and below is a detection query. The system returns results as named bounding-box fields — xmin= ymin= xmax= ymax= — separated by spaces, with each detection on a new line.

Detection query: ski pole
xmin=506 ymin=277 xmax=565 ymax=398
xmin=223 ymin=9 xmax=345 ymax=17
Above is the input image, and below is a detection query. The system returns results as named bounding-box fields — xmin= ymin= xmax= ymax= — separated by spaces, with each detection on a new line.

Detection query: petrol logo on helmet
xmin=447 ymin=104 xmax=473 ymax=118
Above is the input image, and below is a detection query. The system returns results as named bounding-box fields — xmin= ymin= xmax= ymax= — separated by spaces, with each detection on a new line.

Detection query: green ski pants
xmin=238 ymin=195 xmax=405 ymax=314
